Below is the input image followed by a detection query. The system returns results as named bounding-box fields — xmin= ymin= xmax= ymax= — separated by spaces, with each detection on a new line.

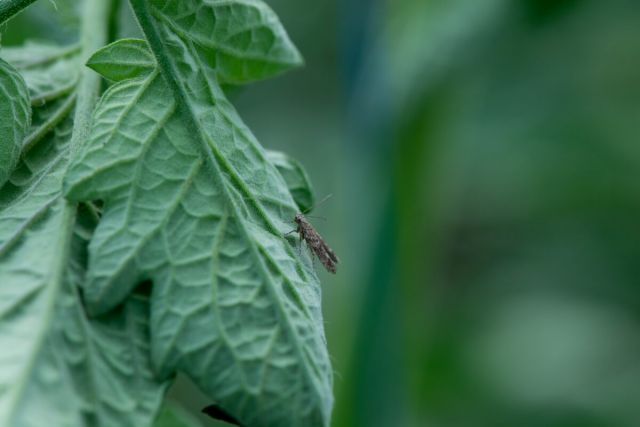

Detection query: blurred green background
xmin=5 ymin=0 xmax=640 ymax=425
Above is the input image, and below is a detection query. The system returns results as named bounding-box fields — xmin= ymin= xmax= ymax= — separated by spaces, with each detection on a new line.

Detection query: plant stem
xmin=67 ymin=0 xmax=112 ymax=157
xmin=61 ymin=0 xmax=111 ymax=239
xmin=0 ymin=0 xmax=38 ymax=25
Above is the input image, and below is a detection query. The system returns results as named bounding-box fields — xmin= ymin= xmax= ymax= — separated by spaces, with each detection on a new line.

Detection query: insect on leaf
xmin=64 ymin=1 xmax=333 ymax=424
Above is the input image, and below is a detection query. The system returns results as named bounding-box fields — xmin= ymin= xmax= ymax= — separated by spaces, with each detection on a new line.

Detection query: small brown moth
xmin=293 ymin=210 xmax=339 ymax=274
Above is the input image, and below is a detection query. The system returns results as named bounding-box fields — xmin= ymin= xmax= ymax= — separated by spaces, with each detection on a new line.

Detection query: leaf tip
xmin=86 ymin=38 xmax=155 ymax=82
xmin=289 ymin=46 xmax=305 ymax=69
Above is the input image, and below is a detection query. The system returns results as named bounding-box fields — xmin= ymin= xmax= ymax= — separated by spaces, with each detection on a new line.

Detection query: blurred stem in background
xmin=336 ymin=0 xmax=504 ymax=424
xmin=334 ymin=0 xmax=408 ymax=424
xmin=338 ymin=0 xmax=640 ymax=426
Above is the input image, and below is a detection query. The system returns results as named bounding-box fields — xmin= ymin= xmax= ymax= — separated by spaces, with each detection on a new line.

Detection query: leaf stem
xmin=128 ymin=2 xmax=331 ymax=424
xmin=0 ymin=0 xmax=38 ymax=25
xmin=0 ymin=2 xmax=111 ymax=424
xmin=67 ymin=0 xmax=112 ymax=158
xmin=58 ymin=0 xmax=112 ymax=280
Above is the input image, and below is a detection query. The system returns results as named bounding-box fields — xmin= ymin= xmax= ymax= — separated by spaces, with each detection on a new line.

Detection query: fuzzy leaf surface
xmin=64 ymin=1 xmax=333 ymax=424
xmin=86 ymin=39 xmax=315 ymax=213
xmin=266 ymin=150 xmax=315 ymax=213
xmin=144 ymin=0 xmax=303 ymax=84
xmin=153 ymin=402 xmax=203 ymax=427
xmin=86 ymin=38 xmax=156 ymax=82
xmin=0 ymin=58 xmax=30 ymax=186
xmin=0 ymin=42 xmax=81 ymax=106
xmin=0 ymin=43 xmax=168 ymax=427
xmin=1 ymin=43 xmax=80 ymax=156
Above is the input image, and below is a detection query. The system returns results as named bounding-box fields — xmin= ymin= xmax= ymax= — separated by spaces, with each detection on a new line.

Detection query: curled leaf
xmin=0 ymin=58 xmax=30 ymax=186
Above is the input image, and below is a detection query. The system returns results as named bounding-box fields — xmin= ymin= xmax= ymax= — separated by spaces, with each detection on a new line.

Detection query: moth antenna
xmin=302 ymin=193 xmax=333 ymax=214
xmin=304 ymin=215 xmax=327 ymax=221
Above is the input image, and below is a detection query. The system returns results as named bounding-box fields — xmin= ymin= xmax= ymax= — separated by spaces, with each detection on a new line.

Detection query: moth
xmin=293 ymin=212 xmax=339 ymax=274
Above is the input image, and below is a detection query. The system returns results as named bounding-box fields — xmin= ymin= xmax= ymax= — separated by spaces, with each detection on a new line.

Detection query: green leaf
xmin=87 ymin=38 xmax=156 ymax=82
xmin=0 ymin=41 xmax=168 ymax=426
xmin=84 ymin=0 xmax=306 ymax=86
xmin=88 ymin=38 xmax=315 ymax=213
xmin=267 ymin=150 xmax=315 ymax=213
xmin=0 ymin=42 xmax=81 ymax=106
xmin=0 ymin=0 xmax=39 ymax=25
xmin=0 ymin=119 xmax=169 ymax=427
xmin=1 ymin=43 xmax=81 ymax=156
xmin=0 ymin=114 xmax=166 ymax=427
xmin=64 ymin=1 xmax=333 ymax=423
xmin=145 ymin=0 xmax=303 ymax=84
xmin=0 ymin=58 xmax=30 ymax=186
xmin=153 ymin=402 xmax=203 ymax=427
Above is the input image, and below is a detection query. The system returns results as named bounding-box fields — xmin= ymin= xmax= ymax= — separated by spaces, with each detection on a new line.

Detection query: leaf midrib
xmin=177 ymin=33 xmax=317 ymax=326
xmin=29 ymin=44 xmax=81 ymax=68
xmin=2 ymin=43 xmax=81 ymax=70
xmin=152 ymin=9 xmax=298 ymax=67
xmin=30 ymin=77 xmax=79 ymax=106
xmin=130 ymin=0 xmax=326 ymax=418
xmin=1 ymin=0 xmax=110 ymax=424
xmin=1 ymin=203 xmax=75 ymax=427
xmin=23 ymin=93 xmax=76 ymax=154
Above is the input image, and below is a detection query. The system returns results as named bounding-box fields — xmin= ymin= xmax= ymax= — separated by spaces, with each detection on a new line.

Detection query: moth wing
xmin=321 ymin=240 xmax=339 ymax=264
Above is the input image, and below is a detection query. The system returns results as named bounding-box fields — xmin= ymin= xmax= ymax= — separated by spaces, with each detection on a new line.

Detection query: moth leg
xmin=284 ymin=229 xmax=297 ymax=237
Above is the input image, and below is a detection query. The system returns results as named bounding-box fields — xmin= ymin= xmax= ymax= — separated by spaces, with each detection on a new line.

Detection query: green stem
xmin=128 ymin=2 xmax=331 ymax=424
xmin=0 ymin=0 xmax=38 ymax=25
xmin=59 ymin=0 xmax=111 ymax=258
xmin=60 ymin=0 xmax=111 ymax=253
xmin=67 ymin=0 xmax=112 ymax=157
xmin=1 ymin=3 xmax=111 ymax=423
xmin=108 ymin=0 xmax=123 ymax=46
